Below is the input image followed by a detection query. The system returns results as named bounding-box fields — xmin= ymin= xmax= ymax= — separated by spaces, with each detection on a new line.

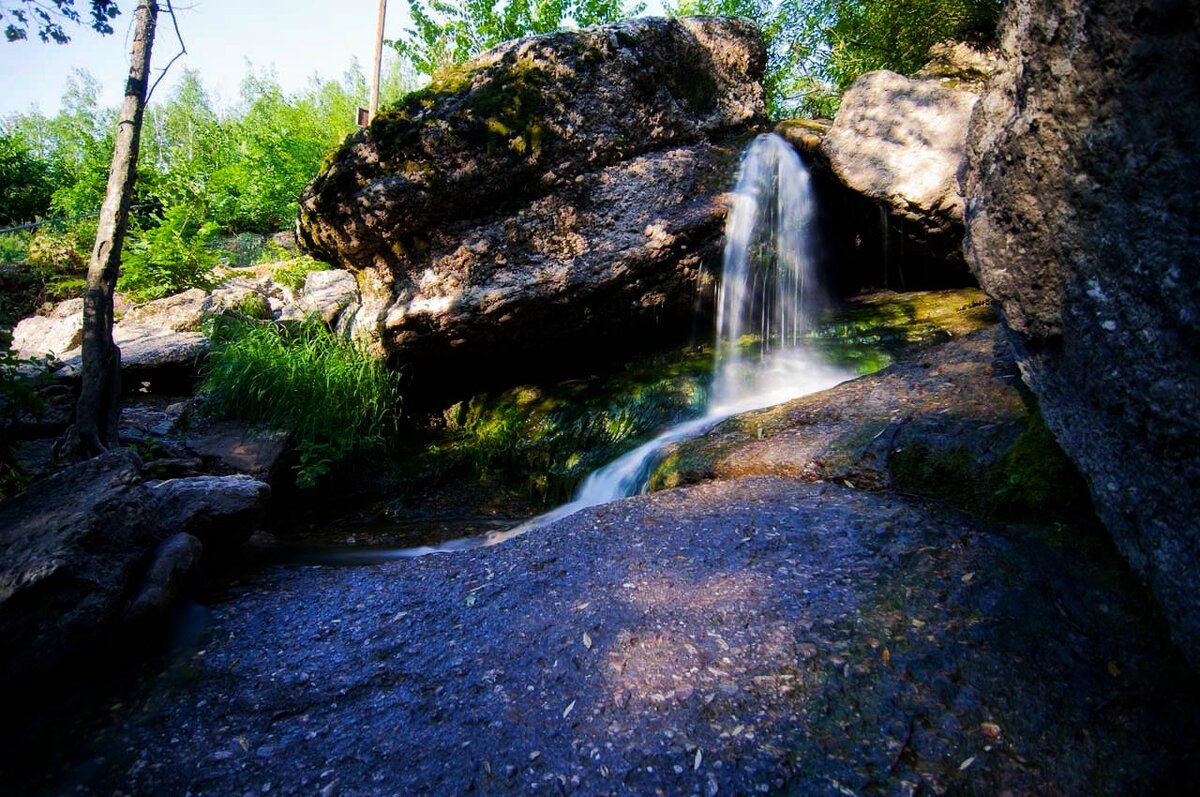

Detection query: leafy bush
xmin=200 ymin=316 xmax=403 ymax=487
xmin=118 ymin=205 xmax=220 ymax=303
xmin=0 ymin=328 xmax=46 ymax=498
xmin=26 ymin=227 xmax=86 ymax=271
xmin=0 ymin=231 xmax=31 ymax=264
xmin=271 ymin=255 xmax=330 ymax=292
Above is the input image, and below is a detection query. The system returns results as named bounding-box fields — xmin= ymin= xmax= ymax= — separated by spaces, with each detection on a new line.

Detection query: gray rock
xmin=120 ymin=288 xmax=211 ymax=332
xmin=12 ymin=310 xmax=83 ymax=359
xmin=297 ymin=269 xmax=359 ymax=325
xmin=125 ymin=532 xmax=204 ymax=625
xmin=297 ymin=17 xmax=765 ymax=392
xmin=820 ymin=65 xmax=982 ymax=285
xmin=364 ymin=143 xmax=738 ymax=390
xmin=962 ymin=0 xmax=1200 ymax=667
xmin=0 ymin=450 xmax=159 ymax=682
xmin=148 ymin=474 xmax=271 ymax=547
xmin=184 ymin=419 xmax=291 ymax=482
xmin=0 ymin=452 xmax=271 ymax=685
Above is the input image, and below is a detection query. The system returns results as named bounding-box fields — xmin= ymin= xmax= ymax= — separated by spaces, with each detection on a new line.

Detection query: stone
xmin=961 ymin=0 xmax=1200 ymax=667
xmin=11 ymin=307 xmax=83 ymax=359
xmin=0 ymin=450 xmax=159 ymax=683
xmin=298 ymin=16 xmax=765 ymax=399
xmin=0 ymin=453 xmax=271 ymax=685
xmin=125 ymin=532 xmax=204 ymax=625
xmin=297 ymin=269 xmax=359 ymax=325
xmin=184 ymin=419 xmax=291 ymax=482
xmin=817 ymin=53 xmax=989 ymax=290
xmin=773 ymin=118 xmax=829 ymax=158
xmin=147 ymin=474 xmax=271 ymax=548
xmin=120 ymin=288 xmax=211 ymax=331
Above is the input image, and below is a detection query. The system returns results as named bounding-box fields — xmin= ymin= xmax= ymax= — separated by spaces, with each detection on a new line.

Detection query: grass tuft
xmin=200 ymin=315 xmax=402 ymax=487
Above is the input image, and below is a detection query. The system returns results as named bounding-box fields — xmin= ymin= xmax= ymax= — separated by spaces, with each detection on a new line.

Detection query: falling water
xmin=323 ymin=134 xmax=851 ymax=562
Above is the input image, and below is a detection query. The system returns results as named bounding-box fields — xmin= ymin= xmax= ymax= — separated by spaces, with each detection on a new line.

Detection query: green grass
xmin=200 ymin=316 xmax=403 ymax=487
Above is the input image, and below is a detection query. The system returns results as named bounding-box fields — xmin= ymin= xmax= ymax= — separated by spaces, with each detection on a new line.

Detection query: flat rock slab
xmin=13 ymin=478 xmax=1196 ymax=794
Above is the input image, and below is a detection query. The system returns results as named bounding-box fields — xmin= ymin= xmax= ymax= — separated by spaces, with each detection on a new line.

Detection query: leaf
xmin=1107 ymin=661 xmax=1121 ymax=677
xmin=959 ymin=756 xmax=976 ymax=771
xmin=465 ymin=594 xmax=477 ymax=607
xmin=583 ymin=632 xmax=593 ymax=650
xmin=961 ymin=572 xmax=975 ymax=584
xmin=980 ymin=722 xmax=1001 ymax=739
xmin=694 ymin=748 xmax=703 ymax=771
xmin=563 ymin=700 xmax=576 ymax=718
xmin=575 ymin=602 xmax=590 ymax=611
xmin=882 ymin=646 xmax=891 ymax=665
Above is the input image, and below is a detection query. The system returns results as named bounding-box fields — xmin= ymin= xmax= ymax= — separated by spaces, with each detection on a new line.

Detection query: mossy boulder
xmin=297 ymin=17 xmax=766 ymax=403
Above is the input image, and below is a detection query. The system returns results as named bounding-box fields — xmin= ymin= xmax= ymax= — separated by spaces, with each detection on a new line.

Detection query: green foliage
xmin=390 ymin=0 xmax=645 ymax=78
xmin=1 ymin=0 xmax=119 ymax=44
xmin=271 ymin=255 xmax=330 ymax=292
xmin=0 ymin=131 xmax=61 ymax=225
xmin=200 ymin=316 xmax=403 ymax=488
xmin=0 ymin=326 xmax=46 ymax=497
xmin=231 ymin=291 xmax=273 ymax=320
xmin=417 ymin=348 xmax=711 ymax=505
xmin=0 ymin=231 xmax=31 ymax=263
xmin=669 ymin=0 xmax=1002 ymax=117
xmin=118 ymin=205 xmax=221 ymax=303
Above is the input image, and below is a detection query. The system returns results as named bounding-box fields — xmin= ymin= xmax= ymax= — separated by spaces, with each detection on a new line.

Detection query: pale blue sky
xmin=0 ymin=0 xmax=668 ymax=117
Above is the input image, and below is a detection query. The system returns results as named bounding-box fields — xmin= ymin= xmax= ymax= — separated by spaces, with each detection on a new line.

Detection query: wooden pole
xmin=369 ymin=0 xmax=386 ymax=121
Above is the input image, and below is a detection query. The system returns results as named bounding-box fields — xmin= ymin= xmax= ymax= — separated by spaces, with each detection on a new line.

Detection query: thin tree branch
xmin=146 ymin=0 xmax=184 ymax=101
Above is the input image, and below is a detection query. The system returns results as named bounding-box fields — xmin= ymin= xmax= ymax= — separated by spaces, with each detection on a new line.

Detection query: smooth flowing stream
xmin=327 ymin=134 xmax=852 ymax=562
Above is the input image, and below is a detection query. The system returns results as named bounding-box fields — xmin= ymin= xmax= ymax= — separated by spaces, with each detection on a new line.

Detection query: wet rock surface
xmin=962 ymin=0 xmax=1200 ymax=667
xmin=6 ymin=477 xmax=1195 ymax=795
xmin=651 ymin=323 xmax=1033 ymax=507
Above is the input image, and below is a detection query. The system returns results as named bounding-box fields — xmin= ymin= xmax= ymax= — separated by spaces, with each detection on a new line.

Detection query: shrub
xmin=118 ymin=205 xmax=220 ymax=303
xmin=271 ymin=255 xmax=330 ymax=292
xmin=200 ymin=316 xmax=403 ymax=487
xmin=0 ymin=231 xmax=32 ymax=264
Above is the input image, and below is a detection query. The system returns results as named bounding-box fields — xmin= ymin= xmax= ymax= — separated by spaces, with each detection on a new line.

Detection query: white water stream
xmin=330 ymin=134 xmax=852 ymax=561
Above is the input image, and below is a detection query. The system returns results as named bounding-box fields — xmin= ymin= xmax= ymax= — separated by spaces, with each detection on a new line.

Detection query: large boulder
xmin=962 ymin=0 xmax=1200 ymax=666
xmin=816 ymin=45 xmax=995 ymax=291
xmin=298 ymin=17 xmax=766 ymax=400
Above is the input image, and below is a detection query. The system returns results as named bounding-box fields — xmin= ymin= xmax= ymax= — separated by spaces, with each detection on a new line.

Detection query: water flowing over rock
xmin=297 ymin=17 xmax=767 ymax=400
xmin=962 ymin=0 xmax=1200 ymax=667
xmin=817 ymin=47 xmax=994 ymax=290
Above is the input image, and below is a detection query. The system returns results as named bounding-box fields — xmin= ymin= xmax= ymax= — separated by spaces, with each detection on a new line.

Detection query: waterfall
xmin=504 ymin=133 xmax=850 ymax=534
xmin=339 ymin=133 xmax=852 ymax=561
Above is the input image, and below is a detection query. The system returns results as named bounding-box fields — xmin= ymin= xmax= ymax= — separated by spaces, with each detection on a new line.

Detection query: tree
xmin=391 ymin=0 xmax=645 ymax=79
xmin=1 ymin=0 xmax=119 ymax=43
xmin=668 ymin=0 xmax=1002 ymax=118
xmin=62 ymin=0 xmax=157 ymax=457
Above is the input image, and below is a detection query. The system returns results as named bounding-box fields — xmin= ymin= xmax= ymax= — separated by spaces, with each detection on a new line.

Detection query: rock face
xmin=298 ymin=17 xmax=766 ymax=399
xmin=817 ymin=48 xmax=993 ymax=291
xmin=962 ymin=0 xmax=1200 ymax=666
xmin=0 ymin=450 xmax=270 ymax=685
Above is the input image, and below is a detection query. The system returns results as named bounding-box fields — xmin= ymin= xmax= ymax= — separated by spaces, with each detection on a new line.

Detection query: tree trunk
xmin=69 ymin=0 xmax=159 ymax=458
